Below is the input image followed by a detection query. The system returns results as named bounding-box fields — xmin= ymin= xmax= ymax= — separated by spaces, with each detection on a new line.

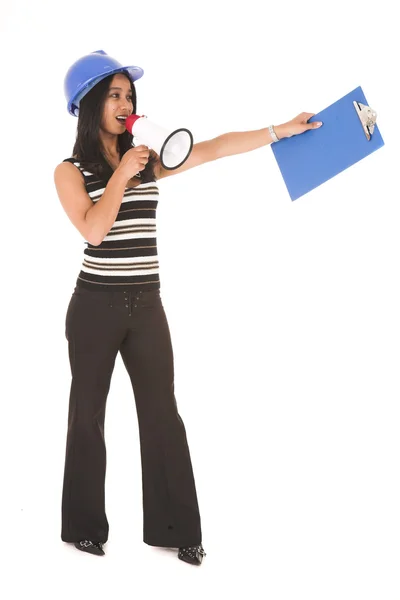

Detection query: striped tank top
xmin=63 ymin=158 xmax=161 ymax=292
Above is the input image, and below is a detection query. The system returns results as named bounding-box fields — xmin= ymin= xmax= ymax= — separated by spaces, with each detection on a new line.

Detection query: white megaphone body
xmin=125 ymin=114 xmax=193 ymax=170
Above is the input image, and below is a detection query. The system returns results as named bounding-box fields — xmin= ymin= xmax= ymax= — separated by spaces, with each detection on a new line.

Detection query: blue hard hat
xmin=64 ymin=50 xmax=144 ymax=116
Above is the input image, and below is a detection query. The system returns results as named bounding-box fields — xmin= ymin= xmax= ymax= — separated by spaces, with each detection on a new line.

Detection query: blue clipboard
xmin=271 ymin=86 xmax=385 ymax=201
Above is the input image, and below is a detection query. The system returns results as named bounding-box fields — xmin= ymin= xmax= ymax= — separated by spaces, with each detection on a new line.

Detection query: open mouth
xmin=116 ymin=116 xmax=127 ymax=126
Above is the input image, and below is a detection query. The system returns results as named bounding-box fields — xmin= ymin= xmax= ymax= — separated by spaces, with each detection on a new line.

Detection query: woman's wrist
xmin=113 ymin=165 xmax=131 ymax=184
xmin=274 ymin=124 xmax=288 ymax=140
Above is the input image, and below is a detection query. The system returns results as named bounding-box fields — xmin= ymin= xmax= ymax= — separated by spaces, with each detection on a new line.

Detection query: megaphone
xmin=125 ymin=114 xmax=193 ymax=170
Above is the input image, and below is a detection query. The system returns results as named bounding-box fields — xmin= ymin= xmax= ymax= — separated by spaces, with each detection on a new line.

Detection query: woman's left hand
xmin=275 ymin=113 xmax=323 ymax=139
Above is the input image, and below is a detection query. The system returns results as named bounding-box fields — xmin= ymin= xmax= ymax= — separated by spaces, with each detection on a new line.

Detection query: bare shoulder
xmin=54 ymin=160 xmax=85 ymax=182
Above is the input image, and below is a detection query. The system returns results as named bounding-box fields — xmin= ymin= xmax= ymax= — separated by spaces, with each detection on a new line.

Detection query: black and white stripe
xmin=63 ymin=158 xmax=161 ymax=291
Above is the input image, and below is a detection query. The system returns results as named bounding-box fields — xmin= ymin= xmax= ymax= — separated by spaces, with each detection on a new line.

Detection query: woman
xmin=54 ymin=50 xmax=322 ymax=565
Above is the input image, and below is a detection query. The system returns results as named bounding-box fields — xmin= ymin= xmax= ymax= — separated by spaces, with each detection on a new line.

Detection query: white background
xmin=0 ymin=1 xmax=399 ymax=598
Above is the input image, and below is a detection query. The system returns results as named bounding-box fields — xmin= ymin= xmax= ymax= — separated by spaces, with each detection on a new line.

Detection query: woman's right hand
xmin=275 ymin=113 xmax=323 ymax=139
xmin=117 ymin=145 xmax=150 ymax=180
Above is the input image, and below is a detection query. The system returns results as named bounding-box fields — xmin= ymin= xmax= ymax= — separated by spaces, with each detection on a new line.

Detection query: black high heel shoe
xmin=74 ymin=539 xmax=105 ymax=556
xmin=178 ymin=543 xmax=206 ymax=565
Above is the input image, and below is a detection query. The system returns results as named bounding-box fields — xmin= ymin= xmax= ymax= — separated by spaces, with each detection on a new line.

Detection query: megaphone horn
xmin=125 ymin=114 xmax=193 ymax=170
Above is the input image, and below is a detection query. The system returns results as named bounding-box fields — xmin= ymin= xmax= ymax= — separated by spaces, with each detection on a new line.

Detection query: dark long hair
xmin=72 ymin=70 xmax=158 ymax=183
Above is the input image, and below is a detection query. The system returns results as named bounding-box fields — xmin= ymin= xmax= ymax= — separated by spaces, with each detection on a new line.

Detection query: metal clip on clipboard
xmin=353 ymin=101 xmax=377 ymax=141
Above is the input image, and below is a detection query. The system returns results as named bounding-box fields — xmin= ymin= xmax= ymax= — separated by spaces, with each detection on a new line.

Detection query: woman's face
xmin=100 ymin=73 xmax=134 ymax=135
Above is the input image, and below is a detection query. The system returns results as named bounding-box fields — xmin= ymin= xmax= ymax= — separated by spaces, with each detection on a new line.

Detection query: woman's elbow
xmin=84 ymin=226 xmax=104 ymax=247
xmin=88 ymin=235 xmax=104 ymax=247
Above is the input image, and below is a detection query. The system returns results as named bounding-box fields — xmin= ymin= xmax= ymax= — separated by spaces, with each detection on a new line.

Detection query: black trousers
xmin=61 ymin=285 xmax=202 ymax=547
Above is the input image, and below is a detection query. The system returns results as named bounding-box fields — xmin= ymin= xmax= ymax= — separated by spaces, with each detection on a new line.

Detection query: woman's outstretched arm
xmin=155 ymin=112 xmax=322 ymax=180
